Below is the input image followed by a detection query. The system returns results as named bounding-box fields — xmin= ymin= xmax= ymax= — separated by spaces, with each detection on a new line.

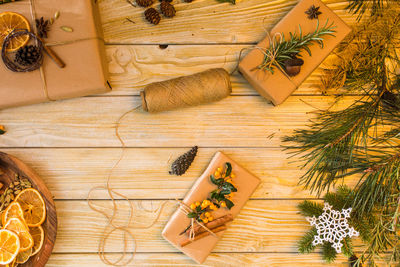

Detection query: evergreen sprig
xmin=347 ymin=0 xmax=387 ymax=20
xmin=257 ymin=19 xmax=336 ymax=74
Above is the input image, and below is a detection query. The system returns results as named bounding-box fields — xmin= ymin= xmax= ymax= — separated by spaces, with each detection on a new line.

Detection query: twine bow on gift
xmin=176 ymin=199 xmax=217 ymax=241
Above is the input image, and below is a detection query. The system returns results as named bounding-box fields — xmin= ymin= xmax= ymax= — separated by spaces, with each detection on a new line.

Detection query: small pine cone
xmin=145 ymin=8 xmax=161 ymax=25
xmin=160 ymin=1 xmax=176 ymax=18
xmin=169 ymin=146 xmax=198 ymax=176
xmin=136 ymin=0 xmax=153 ymax=7
xmin=14 ymin=45 xmax=42 ymax=66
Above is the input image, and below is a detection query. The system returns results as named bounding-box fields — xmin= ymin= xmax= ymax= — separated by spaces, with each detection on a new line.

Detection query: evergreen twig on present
xmin=257 ymin=19 xmax=336 ymax=74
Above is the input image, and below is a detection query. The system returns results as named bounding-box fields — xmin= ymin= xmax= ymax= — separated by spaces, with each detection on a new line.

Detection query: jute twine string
xmin=87 ymin=105 xmax=217 ymax=266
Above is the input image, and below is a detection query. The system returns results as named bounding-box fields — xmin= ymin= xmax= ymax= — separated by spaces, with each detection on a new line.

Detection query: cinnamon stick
xmin=191 ymin=214 xmax=233 ymax=236
xmin=180 ymin=225 xmax=227 ymax=247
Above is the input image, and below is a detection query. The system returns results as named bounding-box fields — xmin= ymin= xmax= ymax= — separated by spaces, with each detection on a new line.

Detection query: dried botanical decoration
xmin=35 ymin=17 xmax=50 ymax=38
xmin=160 ymin=1 xmax=176 ymax=18
xmin=169 ymin=146 xmax=198 ymax=175
xmin=0 ymin=175 xmax=32 ymax=212
xmin=0 ymin=0 xmax=21 ymax=4
xmin=137 ymin=0 xmax=153 ymax=7
xmin=60 ymin=26 xmax=73 ymax=32
xmin=144 ymin=7 xmax=161 ymax=25
xmin=283 ymin=57 xmax=304 ymax=76
xmin=14 ymin=45 xmax=41 ymax=66
xmin=159 ymin=0 xmax=172 ymax=2
xmin=305 ymin=5 xmax=322 ymax=20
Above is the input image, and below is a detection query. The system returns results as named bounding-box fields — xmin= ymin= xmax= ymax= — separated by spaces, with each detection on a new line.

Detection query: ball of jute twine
xmin=1 ymin=29 xmax=44 ymax=72
xmin=141 ymin=68 xmax=232 ymax=113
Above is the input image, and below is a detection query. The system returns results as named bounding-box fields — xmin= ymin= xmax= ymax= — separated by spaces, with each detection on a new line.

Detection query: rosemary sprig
xmin=257 ymin=19 xmax=336 ymax=74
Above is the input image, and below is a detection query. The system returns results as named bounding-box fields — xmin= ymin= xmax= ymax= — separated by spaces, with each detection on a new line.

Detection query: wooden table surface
xmin=0 ymin=0 xmax=374 ymax=266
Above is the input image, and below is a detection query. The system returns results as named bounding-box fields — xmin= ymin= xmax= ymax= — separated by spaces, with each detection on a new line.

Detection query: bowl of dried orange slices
xmin=0 ymin=152 xmax=56 ymax=267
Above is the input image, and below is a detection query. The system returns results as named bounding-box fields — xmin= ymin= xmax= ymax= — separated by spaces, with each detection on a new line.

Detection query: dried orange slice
xmin=29 ymin=226 xmax=44 ymax=256
xmin=4 ymin=218 xmax=33 ymax=252
xmin=14 ymin=188 xmax=46 ymax=227
xmin=0 ymin=229 xmax=20 ymax=265
xmin=2 ymin=202 xmax=24 ymax=227
xmin=15 ymin=247 xmax=31 ymax=264
xmin=0 ymin=12 xmax=31 ymax=52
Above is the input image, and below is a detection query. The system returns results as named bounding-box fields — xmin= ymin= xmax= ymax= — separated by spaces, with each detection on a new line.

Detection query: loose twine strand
xmin=87 ymin=105 xmax=169 ymax=266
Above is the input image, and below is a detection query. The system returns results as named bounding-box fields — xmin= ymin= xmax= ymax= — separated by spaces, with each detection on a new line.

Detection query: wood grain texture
xmin=99 ymin=0 xmax=355 ymax=44
xmin=0 ymin=96 xmax=356 ymax=148
xmin=52 ymin=199 xmax=365 ymax=253
xmin=105 ymin=45 xmax=330 ymax=96
xmin=47 ymin=252 xmax=369 ymax=266
xmin=0 ymin=152 xmax=57 ymax=267
xmin=0 ymin=148 xmax=359 ymax=200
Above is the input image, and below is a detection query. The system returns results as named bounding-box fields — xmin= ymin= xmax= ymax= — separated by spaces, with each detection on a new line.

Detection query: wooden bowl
xmin=0 ymin=152 xmax=57 ymax=267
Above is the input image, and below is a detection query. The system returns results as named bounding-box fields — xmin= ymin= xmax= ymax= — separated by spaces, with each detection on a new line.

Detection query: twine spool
xmin=141 ymin=68 xmax=232 ymax=113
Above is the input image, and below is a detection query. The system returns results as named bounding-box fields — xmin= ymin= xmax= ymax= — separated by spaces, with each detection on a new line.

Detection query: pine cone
xmin=14 ymin=45 xmax=42 ymax=66
xmin=35 ymin=17 xmax=50 ymax=38
xmin=137 ymin=0 xmax=153 ymax=7
xmin=169 ymin=146 xmax=198 ymax=176
xmin=160 ymin=1 xmax=176 ymax=18
xmin=145 ymin=8 xmax=161 ymax=25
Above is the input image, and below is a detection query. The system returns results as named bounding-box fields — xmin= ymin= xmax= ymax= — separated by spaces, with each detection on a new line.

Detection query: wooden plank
xmin=99 ymin=0 xmax=356 ymax=44
xmin=52 ymin=199 xmax=365 ymax=253
xmin=105 ymin=45 xmax=329 ymax=96
xmin=0 ymin=95 xmax=356 ymax=148
xmin=47 ymin=252 xmax=360 ymax=266
xmin=0 ymin=148 xmax=359 ymax=200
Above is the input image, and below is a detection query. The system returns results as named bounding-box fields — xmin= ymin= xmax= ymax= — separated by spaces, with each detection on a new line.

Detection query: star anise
xmin=35 ymin=17 xmax=50 ymax=38
xmin=305 ymin=5 xmax=322 ymax=20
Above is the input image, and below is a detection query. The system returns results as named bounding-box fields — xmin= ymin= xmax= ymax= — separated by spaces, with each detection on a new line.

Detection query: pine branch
xmin=347 ymin=0 xmax=387 ymax=21
xmin=298 ymin=200 xmax=323 ymax=217
xmin=298 ymin=227 xmax=317 ymax=254
xmin=342 ymin=237 xmax=354 ymax=258
xmin=257 ymin=19 xmax=336 ymax=74
xmin=322 ymin=242 xmax=337 ymax=263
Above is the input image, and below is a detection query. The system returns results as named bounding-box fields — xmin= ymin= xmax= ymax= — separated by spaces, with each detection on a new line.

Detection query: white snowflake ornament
xmin=306 ymin=203 xmax=359 ymax=253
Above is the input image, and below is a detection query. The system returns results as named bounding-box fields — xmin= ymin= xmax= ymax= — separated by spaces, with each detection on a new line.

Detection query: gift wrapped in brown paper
xmin=0 ymin=0 xmax=109 ymax=109
xmin=238 ymin=0 xmax=351 ymax=105
xmin=162 ymin=152 xmax=260 ymax=264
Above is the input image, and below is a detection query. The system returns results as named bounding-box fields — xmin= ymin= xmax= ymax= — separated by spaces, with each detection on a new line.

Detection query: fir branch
xmin=298 ymin=227 xmax=318 ymax=254
xmin=322 ymin=242 xmax=337 ymax=263
xmin=257 ymin=19 xmax=336 ymax=74
xmin=347 ymin=0 xmax=387 ymax=21
xmin=342 ymin=237 xmax=354 ymax=258
xmin=298 ymin=200 xmax=323 ymax=217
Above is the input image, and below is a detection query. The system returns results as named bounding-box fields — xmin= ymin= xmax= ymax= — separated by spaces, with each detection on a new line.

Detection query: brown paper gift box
xmin=162 ymin=152 xmax=260 ymax=264
xmin=0 ymin=0 xmax=109 ymax=109
xmin=238 ymin=0 xmax=352 ymax=105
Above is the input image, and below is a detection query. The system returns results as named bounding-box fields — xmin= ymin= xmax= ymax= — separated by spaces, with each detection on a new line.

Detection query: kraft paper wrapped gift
xmin=0 ymin=0 xmax=110 ymax=109
xmin=162 ymin=152 xmax=260 ymax=264
xmin=238 ymin=0 xmax=352 ymax=105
